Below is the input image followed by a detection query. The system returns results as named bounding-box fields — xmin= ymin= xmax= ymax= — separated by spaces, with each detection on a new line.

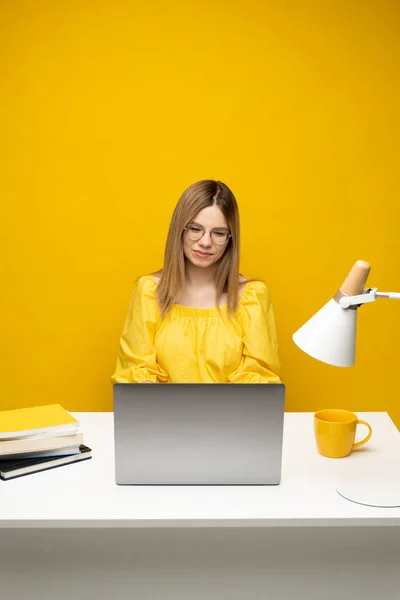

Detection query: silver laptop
xmin=113 ymin=383 xmax=285 ymax=485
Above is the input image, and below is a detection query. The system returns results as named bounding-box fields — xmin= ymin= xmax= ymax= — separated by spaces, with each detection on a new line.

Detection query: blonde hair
xmin=156 ymin=180 xmax=241 ymax=317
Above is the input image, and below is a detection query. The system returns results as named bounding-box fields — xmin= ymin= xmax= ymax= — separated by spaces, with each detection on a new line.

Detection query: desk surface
xmin=1 ymin=411 xmax=399 ymax=528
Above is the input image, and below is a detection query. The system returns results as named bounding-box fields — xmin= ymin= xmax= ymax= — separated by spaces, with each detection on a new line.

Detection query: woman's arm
xmin=111 ymin=277 xmax=168 ymax=384
xmin=228 ymin=281 xmax=281 ymax=383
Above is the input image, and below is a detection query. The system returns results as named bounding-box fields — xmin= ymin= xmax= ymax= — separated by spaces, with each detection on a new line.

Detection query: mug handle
xmin=352 ymin=420 xmax=372 ymax=449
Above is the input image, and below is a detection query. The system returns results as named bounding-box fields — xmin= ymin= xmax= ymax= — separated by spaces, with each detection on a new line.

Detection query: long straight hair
xmin=156 ymin=180 xmax=241 ymax=317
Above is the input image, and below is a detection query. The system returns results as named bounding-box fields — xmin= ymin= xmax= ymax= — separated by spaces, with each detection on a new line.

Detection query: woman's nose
xmin=199 ymin=232 xmax=212 ymax=246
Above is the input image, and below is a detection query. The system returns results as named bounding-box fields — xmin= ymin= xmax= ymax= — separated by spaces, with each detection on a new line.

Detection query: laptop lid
xmin=113 ymin=383 xmax=285 ymax=485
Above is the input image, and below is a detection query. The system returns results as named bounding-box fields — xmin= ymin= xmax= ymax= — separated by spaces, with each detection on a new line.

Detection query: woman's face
xmin=183 ymin=205 xmax=230 ymax=268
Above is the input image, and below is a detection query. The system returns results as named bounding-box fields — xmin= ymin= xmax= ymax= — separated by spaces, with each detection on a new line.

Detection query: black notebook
xmin=0 ymin=444 xmax=92 ymax=480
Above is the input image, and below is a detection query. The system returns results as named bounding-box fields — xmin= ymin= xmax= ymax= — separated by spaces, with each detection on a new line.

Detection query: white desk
xmin=1 ymin=412 xmax=399 ymax=599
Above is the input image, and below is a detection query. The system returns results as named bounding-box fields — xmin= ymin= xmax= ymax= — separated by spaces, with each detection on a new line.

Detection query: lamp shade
xmin=292 ymin=260 xmax=371 ymax=367
xmin=292 ymin=299 xmax=357 ymax=367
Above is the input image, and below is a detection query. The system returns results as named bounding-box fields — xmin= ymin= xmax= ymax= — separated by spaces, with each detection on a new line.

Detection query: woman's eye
xmin=214 ymin=231 xmax=225 ymax=237
xmin=190 ymin=227 xmax=201 ymax=232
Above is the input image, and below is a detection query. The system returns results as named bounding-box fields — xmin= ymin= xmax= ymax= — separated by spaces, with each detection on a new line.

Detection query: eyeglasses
xmin=183 ymin=223 xmax=232 ymax=245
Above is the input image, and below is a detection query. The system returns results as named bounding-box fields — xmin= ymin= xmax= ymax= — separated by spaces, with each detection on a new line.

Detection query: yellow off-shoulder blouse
xmin=111 ymin=275 xmax=281 ymax=384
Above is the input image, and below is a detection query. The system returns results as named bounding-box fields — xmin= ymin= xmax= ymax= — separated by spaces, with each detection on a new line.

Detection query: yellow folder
xmin=0 ymin=404 xmax=79 ymax=439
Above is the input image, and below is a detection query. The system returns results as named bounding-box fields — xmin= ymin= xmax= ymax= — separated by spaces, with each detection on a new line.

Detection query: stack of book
xmin=0 ymin=404 xmax=92 ymax=480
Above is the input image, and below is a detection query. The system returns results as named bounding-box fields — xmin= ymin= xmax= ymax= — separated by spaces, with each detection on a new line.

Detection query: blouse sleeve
xmin=111 ymin=276 xmax=168 ymax=384
xmin=228 ymin=281 xmax=281 ymax=384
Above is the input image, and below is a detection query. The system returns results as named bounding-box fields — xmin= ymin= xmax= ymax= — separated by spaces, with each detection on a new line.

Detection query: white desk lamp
xmin=293 ymin=260 xmax=400 ymax=508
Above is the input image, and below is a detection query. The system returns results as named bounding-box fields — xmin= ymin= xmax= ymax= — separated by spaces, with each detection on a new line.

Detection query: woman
xmin=111 ymin=179 xmax=281 ymax=384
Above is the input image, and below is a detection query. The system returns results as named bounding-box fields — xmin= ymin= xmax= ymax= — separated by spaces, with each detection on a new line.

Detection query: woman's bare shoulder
xmin=150 ymin=270 xmax=162 ymax=284
xmin=238 ymin=275 xmax=250 ymax=299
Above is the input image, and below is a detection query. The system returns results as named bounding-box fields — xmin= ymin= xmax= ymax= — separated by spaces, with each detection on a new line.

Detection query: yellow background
xmin=1 ymin=1 xmax=399 ymax=428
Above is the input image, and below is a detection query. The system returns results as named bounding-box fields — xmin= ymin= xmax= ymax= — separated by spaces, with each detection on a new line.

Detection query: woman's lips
xmin=193 ymin=250 xmax=213 ymax=258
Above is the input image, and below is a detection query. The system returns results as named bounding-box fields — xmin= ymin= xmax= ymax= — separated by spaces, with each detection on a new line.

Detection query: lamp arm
xmin=376 ymin=291 xmax=400 ymax=299
xmin=339 ymin=288 xmax=400 ymax=309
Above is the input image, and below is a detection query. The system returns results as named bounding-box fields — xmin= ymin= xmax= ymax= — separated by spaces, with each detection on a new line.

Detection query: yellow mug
xmin=314 ymin=409 xmax=372 ymax=458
